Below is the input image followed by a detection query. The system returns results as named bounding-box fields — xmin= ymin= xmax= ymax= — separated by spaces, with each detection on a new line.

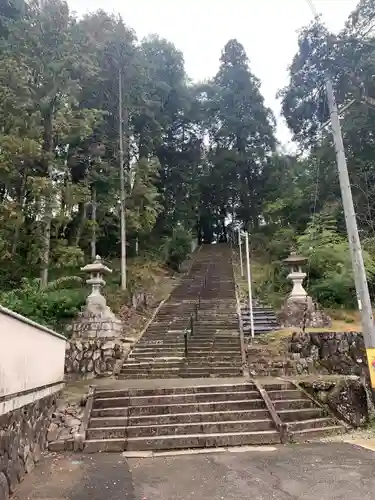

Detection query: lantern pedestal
xmin=287 ymin=270 xmax=308 ymax=299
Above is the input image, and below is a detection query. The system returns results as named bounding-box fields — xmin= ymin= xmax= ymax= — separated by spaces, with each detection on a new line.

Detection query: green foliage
xmin=1 ymin=0 xmax=374 ymax=329
xmin=164 ymin=227 xmax=193 ymax=271
xmin=296 ymin=209 xmax=375 ymax=307
xmin=251 ymin=3 xmax=375 ymax=311
xmin=127 ymin=157 xmax=162 ymax=235
xmin=0 ymin=278 xmax=85 ymax=331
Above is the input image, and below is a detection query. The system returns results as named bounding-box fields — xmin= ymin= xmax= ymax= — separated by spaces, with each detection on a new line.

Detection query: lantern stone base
xmin=65 ymin=337 xmax=134 ymax=379
xmin=68 ymin=309 xmax=123 ymax=339
xmin=279 ymin=296 xmax=332 ymax=329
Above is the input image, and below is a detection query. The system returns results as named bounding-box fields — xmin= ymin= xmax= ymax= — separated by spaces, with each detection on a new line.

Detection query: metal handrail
xmin=184 ymin=262 xmax=212 ymax=357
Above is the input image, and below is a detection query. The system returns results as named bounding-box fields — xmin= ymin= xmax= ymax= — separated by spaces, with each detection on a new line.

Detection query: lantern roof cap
xmin=81 ymin=255 xmax=112 ymax=274
xmin=283 ymin=251 xmax=308 ymax=265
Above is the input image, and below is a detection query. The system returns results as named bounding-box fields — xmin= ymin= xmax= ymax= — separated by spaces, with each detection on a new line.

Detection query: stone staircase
xmin=81 ymin=244 xmax=346 ymax=453
xmin=84 ymin=379 xmax=345 ymax=452
xmin=119 ymin=244 xmax=243 ymax=379
xmin=242 ymin=302 xmax=280 ymax=336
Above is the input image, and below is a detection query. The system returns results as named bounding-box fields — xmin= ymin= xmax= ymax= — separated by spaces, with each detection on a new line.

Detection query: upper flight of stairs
xmin=242 ymin=302 xmax=280 ymax=336
xmin=120 ymin=244 xmax=243 ymax=379
xmin=84 ymin=379 xmax=345 ymax=452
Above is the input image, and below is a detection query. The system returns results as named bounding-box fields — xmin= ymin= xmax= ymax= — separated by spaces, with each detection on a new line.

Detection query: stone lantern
xmin=70 ymin=255 xmax=123 ymax=339
xmin=279 ymin=250 xmax=332 ymax=329
xmin=81 ymin=255 xmax=112 ymax=312
xmin=283 ymin=251 xmax=308 ymax=301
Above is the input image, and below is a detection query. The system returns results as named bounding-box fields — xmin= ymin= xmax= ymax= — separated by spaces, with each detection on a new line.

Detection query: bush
xmin=165 ymin=227 xmax=192 ymax=271
xmin=310 ymin=271 xmax=357 ymax=308
xmin=0 ymin=278 xmax=86 ymax=333
xmin=297 ymin=213 xmax=375 ymax=308
xmin=251 ymin=227 xmax=296 ymax=260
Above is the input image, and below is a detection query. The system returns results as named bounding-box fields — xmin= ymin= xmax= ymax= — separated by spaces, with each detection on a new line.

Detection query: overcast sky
xmin=68 ymin=0 xmax=359 ymax=147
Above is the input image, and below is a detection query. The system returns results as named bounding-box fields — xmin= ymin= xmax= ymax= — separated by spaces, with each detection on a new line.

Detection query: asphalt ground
xmin=12 ymin=442 xmax=375 ymax=500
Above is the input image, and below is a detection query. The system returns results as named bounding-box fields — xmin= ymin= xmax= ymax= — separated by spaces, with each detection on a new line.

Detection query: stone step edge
xmin=83 ymin=429 xmax=281 ymax=449
xmin=90 ymin=408 xmax=270 ymax=423
xmin=92 ymin=400 xmax=266 ymax=413
xmin=287 ymin=417 xmax=335 ymax=427
xmin=120 ymin=367 xmax=244 ymax=372
xmin=272 ymin=398 xmax=311 ymax=404
xmin=291 ymin=425 xmax=345 ymax=437
xmin=278 ymin=408 xmax=324 ymax=415
xmin=122 ymin=361 xmax=243 ymax=367
xmin=88 ymin=418 xmax=274 ymax=431
xmin=94 ymin=397 xmax=265 ymax=409
xmin=126 ymin=429 xmax=280 ymax=443
xmin=95 ymin=389 xmax=257 ymax=400
xmin=94 ymin=384 xmax=255 ymax=398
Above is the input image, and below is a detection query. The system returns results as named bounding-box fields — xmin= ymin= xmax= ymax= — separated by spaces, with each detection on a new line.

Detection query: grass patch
xmin=232 ymin=249 xmax=286 ymax=308
xmin=105 ymin=258 xmax=176 ymax=314
xmin=265 ymin=320 xmax=361 ymax=339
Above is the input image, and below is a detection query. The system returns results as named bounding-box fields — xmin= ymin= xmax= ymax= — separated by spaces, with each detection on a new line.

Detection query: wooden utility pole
xmin=326 ymin=78 xmax=375 ymax=391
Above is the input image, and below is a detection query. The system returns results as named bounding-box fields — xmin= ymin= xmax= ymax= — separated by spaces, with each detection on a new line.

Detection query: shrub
xmin=165 ymin=227 xmax=192 ymax=271
xmin=0 ymin=278 xmax=86 ymax=333
xmin=297 ymin=213 xmax=375 ymax=308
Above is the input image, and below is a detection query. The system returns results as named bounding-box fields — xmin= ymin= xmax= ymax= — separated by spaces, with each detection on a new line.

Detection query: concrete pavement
xmin=13 ymin=443 xmax=375 ymax=500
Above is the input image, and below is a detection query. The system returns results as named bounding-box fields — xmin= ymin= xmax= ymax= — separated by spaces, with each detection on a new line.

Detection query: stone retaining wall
xmin=0 ymin=392 xmax=58 ymax=499
xmin=247 ymin=331 xmax=367 ymax=379
xmin=290 ymin=331 xmax=366 ymax=376
xmin=298 ymin=377 xmax=368 ymax=427
xmin=65 ymin=338 xmax=134 ymax=379
xmin=47 ymin=401 xmax=84 ymax=452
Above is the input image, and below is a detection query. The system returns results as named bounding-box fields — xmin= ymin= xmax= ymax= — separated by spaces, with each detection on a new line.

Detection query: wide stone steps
xmin=85 ymin=383 xmax=282 ymax=452
xmin=84 ymin=379 xmax=346 ymax=452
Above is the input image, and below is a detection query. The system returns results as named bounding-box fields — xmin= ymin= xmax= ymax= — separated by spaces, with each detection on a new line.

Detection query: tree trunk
xmin=40 ymin=107 xmax=54 ymax=288
xmin=11 ymin=165 xmax=28 ymax=256
xmin=91 ymin=186 xmax=97 ymax=260
xmin=74 ymin=201 xmax=88 ymax=247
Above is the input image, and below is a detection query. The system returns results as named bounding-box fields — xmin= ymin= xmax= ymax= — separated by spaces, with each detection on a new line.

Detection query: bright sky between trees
xmin=68 ymin=0 xmax=359 ymax=148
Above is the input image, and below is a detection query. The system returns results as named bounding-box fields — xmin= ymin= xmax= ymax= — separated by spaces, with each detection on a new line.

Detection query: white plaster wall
xmin=0 ymin=306 xmax=67 ymax=397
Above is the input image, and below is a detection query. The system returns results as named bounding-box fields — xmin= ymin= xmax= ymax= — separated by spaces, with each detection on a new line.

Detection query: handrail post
xmin=184 ymin=329 xmax=188 ymax=357
xmin=245 ymin=231 xmax=255 ymax=339
xmin=253 ymin=380 xmax=291 ymax=444
xmin=190 ymin=314 xmax=194 ymax=336
xmin=195 ymin=302 xmax=198 ymax=322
